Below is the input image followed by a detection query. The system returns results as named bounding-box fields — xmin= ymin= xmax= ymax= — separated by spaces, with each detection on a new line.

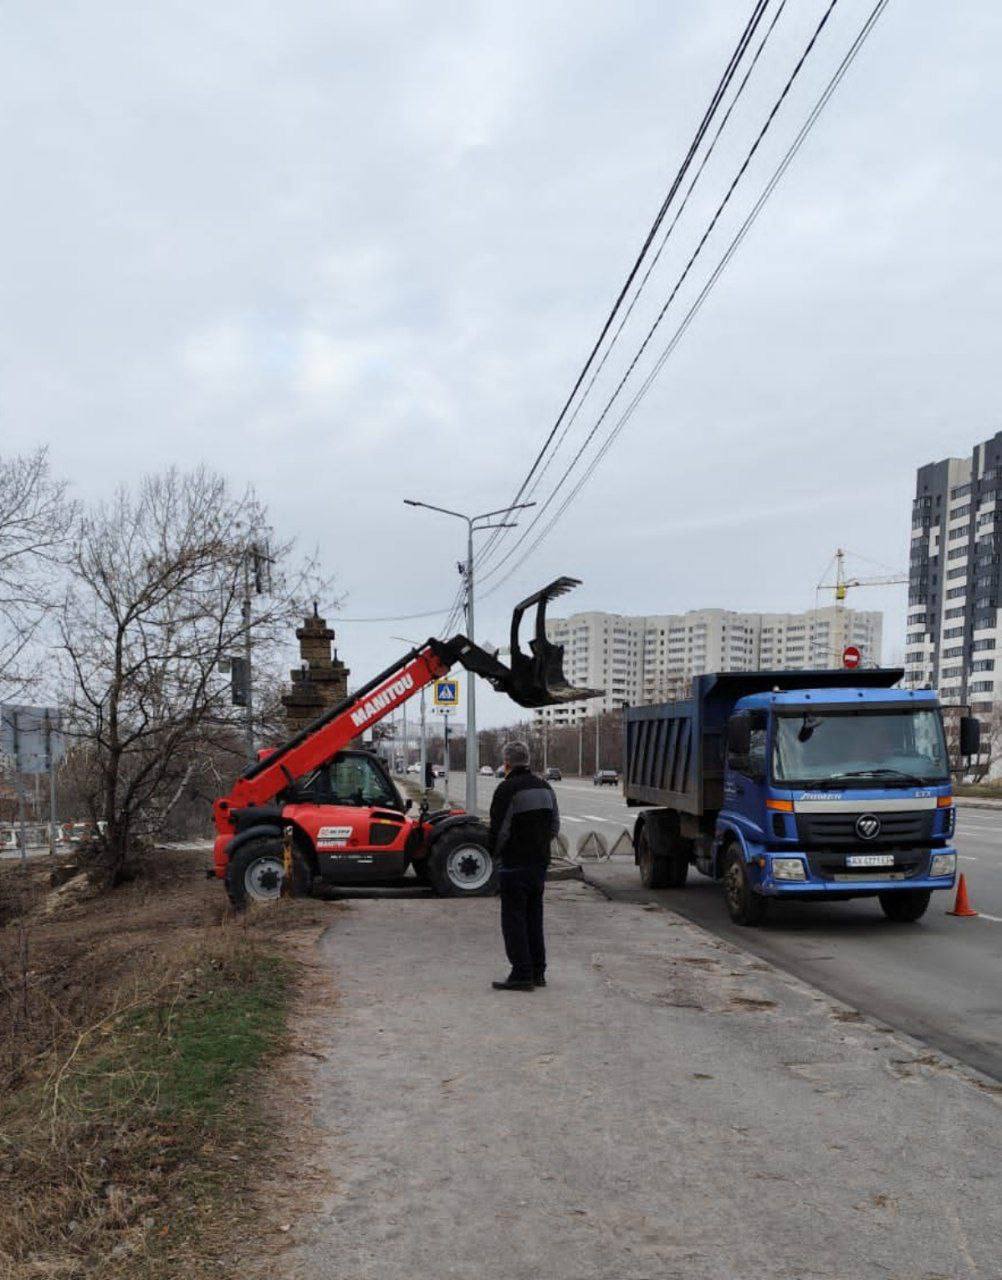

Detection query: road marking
xmin=583 ymin=814 xmax=616 ymax=824
xmin=959 ymin=855 xmax=978 ymax=861
xmin=562 ymin=815 xmax=584 ymax=823
xmin=977 ymin=913 xmax=1002 ymax=923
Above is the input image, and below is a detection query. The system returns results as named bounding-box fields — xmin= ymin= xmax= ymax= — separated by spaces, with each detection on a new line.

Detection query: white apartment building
xmin=534 ymin=605 xmax=882 ymax=725
xmin=905 ymin=430 xmax=1002 ymax=713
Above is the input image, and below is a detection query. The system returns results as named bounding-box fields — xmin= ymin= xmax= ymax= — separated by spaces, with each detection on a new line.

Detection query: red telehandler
xmin=212 ymin=578 xmax=600 ymax=907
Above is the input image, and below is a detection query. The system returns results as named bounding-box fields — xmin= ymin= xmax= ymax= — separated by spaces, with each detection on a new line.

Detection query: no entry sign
xmin=842 ymin=645 xmax=861 ymax=670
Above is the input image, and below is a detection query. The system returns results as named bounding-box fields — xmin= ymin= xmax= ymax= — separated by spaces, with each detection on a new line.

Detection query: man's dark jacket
xmin=488 ymin=765 xmax=560 ymax=868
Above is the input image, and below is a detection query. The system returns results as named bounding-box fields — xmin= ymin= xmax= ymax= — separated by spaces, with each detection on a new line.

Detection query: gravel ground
xmin=282 ymin=879 xmax=1002 ymax=1280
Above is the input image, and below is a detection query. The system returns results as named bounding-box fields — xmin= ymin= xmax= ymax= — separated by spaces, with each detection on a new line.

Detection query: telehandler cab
xmin=212 ymin=577 xmax=600 ymax=907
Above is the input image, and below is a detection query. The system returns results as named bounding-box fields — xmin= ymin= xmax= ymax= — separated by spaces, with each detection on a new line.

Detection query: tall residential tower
xmin=905 ymin=429 xmax=1002 ymax=713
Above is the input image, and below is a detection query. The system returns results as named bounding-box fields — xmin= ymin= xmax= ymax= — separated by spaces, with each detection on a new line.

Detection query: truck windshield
xmin=772 ymin=708 xmax=949 ymax=786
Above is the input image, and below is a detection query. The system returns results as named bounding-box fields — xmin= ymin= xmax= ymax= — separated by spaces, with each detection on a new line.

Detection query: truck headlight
xmin=772 ymin=857 xmax=807 ymax=882
xmin=930 ymin=853 xmax=956 ymax=878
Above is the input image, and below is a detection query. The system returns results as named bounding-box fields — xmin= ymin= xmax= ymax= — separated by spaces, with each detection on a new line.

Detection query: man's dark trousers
xmin=499 ymin=864 xmax=546 ymax=982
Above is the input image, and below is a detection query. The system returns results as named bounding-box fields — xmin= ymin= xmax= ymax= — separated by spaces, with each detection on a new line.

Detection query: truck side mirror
xmin=727 ymin=716 xmax=751 ymax=760
xmin=960 ymin=715 xmax=982 ymax=758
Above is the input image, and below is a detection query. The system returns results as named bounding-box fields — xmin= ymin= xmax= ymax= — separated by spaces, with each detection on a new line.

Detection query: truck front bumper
xmin=754 ymin=847 xmax=958 ymax=898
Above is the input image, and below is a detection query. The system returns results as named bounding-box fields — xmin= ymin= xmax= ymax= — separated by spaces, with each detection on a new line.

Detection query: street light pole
xmin=393 ymin=635 xmax=429 ymax=788
xmin=404 ymin=498 xmax=534 ymax=817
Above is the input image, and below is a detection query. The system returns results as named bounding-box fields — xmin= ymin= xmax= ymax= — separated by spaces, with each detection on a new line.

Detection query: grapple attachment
xmin=434 ymin=577 xmax=604 ymax=709
xmin=503 ymin=576 xmax=604 ymax=708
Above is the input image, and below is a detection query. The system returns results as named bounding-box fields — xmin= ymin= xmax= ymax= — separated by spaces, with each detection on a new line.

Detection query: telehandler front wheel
xmin=428 ymin=825 xmax=498 ymax=897
xmin=226 ymin=838 xmax=311 ymax=911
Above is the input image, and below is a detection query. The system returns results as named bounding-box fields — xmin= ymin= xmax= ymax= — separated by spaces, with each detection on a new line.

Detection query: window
xmin=942 ymin=627 xmax=964 ymax=639
xmin=727 ymin=711 xmax=767 ymax=779
xmin=326 ymin=756 xmax=399 ymax=808
xmin=970 ymin=680 xmax=994 ymax=693
xmin=972 ymin=638 xmax=996 ymax=651
xmin=972 ymin=659 xmax=995 ymax=672
xmin=772 ymin=709 xmax=949 ymax=784
xmin=947 ymin=587 xmax=967 ymax=599
xmin=945 ymin=607 xmax=965 ymax=619
xmin=947 ymin=566 xmax=968 ymax=579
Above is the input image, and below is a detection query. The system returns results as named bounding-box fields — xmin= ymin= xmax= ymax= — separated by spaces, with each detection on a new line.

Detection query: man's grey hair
xmin=502 ymin=740 xmax=530 ymax=769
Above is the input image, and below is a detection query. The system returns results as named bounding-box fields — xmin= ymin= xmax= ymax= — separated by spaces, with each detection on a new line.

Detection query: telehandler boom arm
xmin=213 ymin=577 xmax=601 ymax=832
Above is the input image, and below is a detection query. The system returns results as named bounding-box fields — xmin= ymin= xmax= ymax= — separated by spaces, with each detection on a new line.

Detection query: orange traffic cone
xmin=947 ymin=873 xmax=978 ymax=918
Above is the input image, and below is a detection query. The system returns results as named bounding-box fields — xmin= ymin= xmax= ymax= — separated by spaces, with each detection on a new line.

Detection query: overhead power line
xmin=512 ymin=0 xmax=791 ymax=523
xmin=475 ymin=0 xmax=772 ymax=571
xmin=478 ymin=0 xmax=843 ymax=587
xmin=476 ymin=0 xmax=892 ymax=603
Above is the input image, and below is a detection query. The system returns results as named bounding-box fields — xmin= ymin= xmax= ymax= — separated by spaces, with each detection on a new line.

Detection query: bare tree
xmin=0 ymin=448 xmax=76 ymax=694
xmin=59 ymin=467 xmax=329 ymax=882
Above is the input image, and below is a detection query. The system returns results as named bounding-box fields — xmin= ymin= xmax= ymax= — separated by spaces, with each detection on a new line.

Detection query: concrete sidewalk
xmin=284 ymin=881 xmax=1002 ymax=1280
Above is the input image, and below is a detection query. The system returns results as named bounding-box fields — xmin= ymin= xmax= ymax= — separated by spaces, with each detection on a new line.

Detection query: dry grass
xmin=0 ymin=849 xmax=334 ymax=1280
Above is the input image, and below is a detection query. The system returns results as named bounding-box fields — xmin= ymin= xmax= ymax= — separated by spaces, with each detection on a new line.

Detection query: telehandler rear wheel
xmin=428 ymin=825 xmax=498 ymax=897
xmin=226 ymin=838 xmax=311 ymax=911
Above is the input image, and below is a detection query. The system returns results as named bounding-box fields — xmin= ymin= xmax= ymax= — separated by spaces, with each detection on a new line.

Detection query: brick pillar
xmin=282 ymin=603 xmax=350 ymax=734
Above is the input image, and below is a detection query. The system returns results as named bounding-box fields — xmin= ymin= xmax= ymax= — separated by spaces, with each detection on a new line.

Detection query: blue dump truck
xmin=623 ymin=669 xmax=981 ymax=926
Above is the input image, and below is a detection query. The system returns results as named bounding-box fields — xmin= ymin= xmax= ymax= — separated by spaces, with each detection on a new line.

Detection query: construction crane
xmin=818 ymin=548 xmax=908 ymax=605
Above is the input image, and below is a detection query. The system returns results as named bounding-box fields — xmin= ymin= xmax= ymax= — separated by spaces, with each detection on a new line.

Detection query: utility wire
xmin=502 ymin=0 xmax=791 ymax=535
xmin=477 ymin=0 xmax=892 ymax=603
xmin=475 ymin=0 xmax=772 ymax=572
xmin=479 ymin=0 xmax=842 ymax=587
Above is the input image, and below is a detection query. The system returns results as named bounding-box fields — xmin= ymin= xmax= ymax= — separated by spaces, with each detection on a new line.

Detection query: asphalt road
xmin=453 ymin=771 xmax=1002 ymax=1083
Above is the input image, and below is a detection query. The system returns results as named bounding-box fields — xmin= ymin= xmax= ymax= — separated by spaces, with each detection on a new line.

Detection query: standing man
xmin=488 ymin=740 xmax=559 ymax=991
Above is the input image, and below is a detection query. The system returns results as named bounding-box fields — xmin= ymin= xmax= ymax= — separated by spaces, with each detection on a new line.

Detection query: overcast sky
xmin=4 ymin=1 xmax=1001 ymax=728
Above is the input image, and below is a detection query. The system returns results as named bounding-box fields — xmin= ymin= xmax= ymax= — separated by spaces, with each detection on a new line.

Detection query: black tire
xmin=878 ymin=889 xmax=931 ymax=923
xmin=226 ymin=837 xmax=311 ymax=911
xmin=427 ymin=824 xmax=497 ymax=897
xmin=722 ymin=845 xmax=768 ymax=926
xmin=637 ymin=824 xmax=670 ymax=889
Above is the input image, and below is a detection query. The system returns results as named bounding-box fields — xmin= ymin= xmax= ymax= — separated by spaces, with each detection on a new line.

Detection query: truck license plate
xmin=846 ymin=854 xmax=895 ymax=868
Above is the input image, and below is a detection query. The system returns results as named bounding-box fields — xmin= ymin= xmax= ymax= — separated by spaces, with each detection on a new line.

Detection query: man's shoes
xmin=491 ymin=976 xmax=535 ymax=991
xmin=533 ymin=973 xmax=546 ymax=987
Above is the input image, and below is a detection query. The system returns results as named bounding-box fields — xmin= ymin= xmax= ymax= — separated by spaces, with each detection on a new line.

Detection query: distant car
xmin=405 ymin=763 xmax=420 ymax=774
xmin=432 ymin=765 xmax=446 ymax=778
xmin=479 ymin=765 xmax=494 ymax=776
xmin=593 ymin=769 xmax=619 ymax=786
xmin=545 ymin=767 xmax=562 ymax=781
xmin=495 ymin=766 xmax=505 ymax=778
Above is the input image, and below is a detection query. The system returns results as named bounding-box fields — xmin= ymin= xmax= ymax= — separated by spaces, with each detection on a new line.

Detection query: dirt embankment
xmin=0 ymin=848 xmax=335 ymax=1280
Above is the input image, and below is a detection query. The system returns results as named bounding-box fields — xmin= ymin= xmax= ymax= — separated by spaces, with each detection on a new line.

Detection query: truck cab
xmin=624 ymin=670 xmax=979 ymax=926
xmin=715 ymin=686 xmax=958 ymax=922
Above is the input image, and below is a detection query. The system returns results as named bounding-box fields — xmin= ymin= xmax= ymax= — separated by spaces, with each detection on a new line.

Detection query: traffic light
xmin=231 ymin=657 xmax=249 ymax=707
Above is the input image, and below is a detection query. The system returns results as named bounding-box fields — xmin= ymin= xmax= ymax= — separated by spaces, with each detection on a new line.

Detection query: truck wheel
xmin=226 ymin=838 xmax=311 ymax=911
xmin=723 ymin=845 xmax=767 ymax=926
xmin=428 ymin=825 xmax=497 ymax=897
xmin=878 ymin=890 xmax=931 ymax=923
xmin=664 ymin=835 xmax=690 ymax=889
xmin=637 ymin=824 xmax=670 ymax=889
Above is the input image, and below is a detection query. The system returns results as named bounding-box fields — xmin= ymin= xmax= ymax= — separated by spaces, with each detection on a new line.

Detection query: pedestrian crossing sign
xmin=433 ymin=678 xmax=459 ymax=707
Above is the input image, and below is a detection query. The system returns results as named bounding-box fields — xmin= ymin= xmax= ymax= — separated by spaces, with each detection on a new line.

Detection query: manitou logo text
xmin=350 ymin=673 xmax=415 ymax=728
